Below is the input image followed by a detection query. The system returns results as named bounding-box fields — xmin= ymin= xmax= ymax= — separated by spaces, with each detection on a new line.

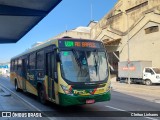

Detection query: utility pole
xmin=114 ymin=10 xmax=130 ymax=84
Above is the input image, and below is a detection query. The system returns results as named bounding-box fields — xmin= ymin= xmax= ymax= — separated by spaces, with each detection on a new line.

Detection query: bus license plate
xmin=86 ymin=99 xmax=95 ymax=104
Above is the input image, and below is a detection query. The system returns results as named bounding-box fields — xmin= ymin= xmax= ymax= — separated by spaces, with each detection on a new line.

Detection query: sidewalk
xmin=0 ymin=85 xmax=45 ymax=120
xmin=111 ymin=76 xmax=160 ymax=103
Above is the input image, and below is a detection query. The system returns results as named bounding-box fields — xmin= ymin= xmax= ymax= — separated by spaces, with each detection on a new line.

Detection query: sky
xmin=0 ymin=0 xmax=117 ymax=63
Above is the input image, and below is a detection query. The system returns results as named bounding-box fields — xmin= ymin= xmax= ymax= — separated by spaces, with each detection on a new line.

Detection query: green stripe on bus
xmin=59 ymin=92 xmax=111 ymax=106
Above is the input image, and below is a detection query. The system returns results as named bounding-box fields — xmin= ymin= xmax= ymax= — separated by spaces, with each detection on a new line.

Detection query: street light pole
xmin=126 ymin=12 xmax=130 ymax=84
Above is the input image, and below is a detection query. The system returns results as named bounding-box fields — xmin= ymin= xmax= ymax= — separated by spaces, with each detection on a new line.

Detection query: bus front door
xmin=46 ymin=52 xmax=55 ymax=100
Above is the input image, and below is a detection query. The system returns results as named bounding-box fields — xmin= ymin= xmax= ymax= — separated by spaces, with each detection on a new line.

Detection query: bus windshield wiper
xmin=94 ymin=49 xmax=99 ymax=75
xmin=72 ymin=49 xmax=82 ymax=71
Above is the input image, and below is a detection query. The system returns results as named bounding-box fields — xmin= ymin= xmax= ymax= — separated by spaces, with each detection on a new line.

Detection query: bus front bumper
xmin=59 ymin=91 xmax=111 ymax=106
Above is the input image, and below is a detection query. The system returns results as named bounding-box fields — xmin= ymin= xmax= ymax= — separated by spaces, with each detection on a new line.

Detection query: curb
xmin=0 ymin=78 xmax=56 ymax=120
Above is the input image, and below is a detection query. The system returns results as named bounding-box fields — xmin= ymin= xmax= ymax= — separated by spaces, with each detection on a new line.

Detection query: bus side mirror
xmin=56 ymin=53 xmax=61 ymax=62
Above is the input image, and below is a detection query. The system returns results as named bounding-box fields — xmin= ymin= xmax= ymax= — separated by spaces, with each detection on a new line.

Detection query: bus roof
xmin=11 ymin=38 xmax=103 ymax=60
xmin=11 ymin=38 xmax=58 ymax=60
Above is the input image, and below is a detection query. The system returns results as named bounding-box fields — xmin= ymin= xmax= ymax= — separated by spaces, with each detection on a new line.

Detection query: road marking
xmin=106 ymin=105 xmax=126 ymax=111
xmin=154 ymin=99 xmax=160 ymax=104
xmin=145 ymin=117 xmax=160 ymax=120
xmin=0 ymin=81 xmax=56 ymax=120
xmin=105 ymin=106 xmax=159 ymax=120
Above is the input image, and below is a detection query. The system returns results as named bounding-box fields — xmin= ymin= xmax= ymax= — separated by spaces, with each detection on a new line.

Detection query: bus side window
xmin=29 ymin=53 xmax=36 ymax=69
xmin=11 ymin=60 xmax=15 ymax=71
xmin=37 ymin=50 xmax=44 ymax=69
xmin=17 ymin=59 xmax=22 ymax=72
xmin=15 ymin=60 xmax=18 ymax=71
xmin=37 ymin=50 xmax=45 ymax=78
xmin=46 ymin=51 xmax=56 ymax=79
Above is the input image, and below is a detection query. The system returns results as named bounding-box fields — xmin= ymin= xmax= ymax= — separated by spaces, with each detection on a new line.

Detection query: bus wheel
xmin=38 ymin=86 xmax=46 ymax=104
xmin=15 ymin=80 xmax=20 ymax=92
xmin=145 ymin=79 xmax=152 ymax=86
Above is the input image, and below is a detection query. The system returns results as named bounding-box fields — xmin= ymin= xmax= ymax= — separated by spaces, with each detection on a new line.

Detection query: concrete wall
xmin=118 ymin=11 xmax=160 ymax=67
xmin=51 ymin=0 xmax=160 ymax=68
xmin=90 ymin=0 xmax=160 ymax=68
xmin=121 ymin=21 xmax=160 ymax=67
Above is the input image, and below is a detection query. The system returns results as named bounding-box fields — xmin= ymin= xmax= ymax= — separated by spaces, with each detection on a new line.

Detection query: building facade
xmin=53 ymin=26 xmax=91 ymax=39
xmin=52 ymin=0 xmax=160 ymax=73
xmin=90 ymin=0 xmax=160 ymax=73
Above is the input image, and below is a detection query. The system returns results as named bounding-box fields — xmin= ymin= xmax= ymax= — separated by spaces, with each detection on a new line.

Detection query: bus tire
xmin=145 ymin=79 xmax=152 ymax=86
xmin=38 ymin=86 xmax=46 ymax=104
xmin=15 ymin=80 xmax=20 ymax=92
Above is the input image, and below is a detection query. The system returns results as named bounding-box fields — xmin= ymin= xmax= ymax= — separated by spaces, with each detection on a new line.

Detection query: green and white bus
xmin=10 ymin=38 xmax=111 ymax=106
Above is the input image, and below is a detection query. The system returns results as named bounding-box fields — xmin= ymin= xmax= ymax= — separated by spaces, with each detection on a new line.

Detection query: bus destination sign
xmin=59 ymin=40 xmax=103 ymax=48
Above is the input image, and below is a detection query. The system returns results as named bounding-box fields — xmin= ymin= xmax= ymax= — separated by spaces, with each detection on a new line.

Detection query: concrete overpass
xmin=0 ymin=0 xmax=62 ymax=43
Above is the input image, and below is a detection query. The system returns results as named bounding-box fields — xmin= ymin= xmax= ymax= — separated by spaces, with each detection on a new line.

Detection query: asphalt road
xmin=0 ymin=76 xmax=159 ymax=120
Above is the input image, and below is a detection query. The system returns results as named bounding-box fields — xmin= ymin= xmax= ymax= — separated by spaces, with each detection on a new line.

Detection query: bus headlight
xmin=61 ymin=85 xmax=73 ymax=95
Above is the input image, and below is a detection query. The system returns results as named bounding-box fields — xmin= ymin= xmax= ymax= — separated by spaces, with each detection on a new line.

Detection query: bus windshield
xmin=60 ymin=50 xmax=108 ymax=83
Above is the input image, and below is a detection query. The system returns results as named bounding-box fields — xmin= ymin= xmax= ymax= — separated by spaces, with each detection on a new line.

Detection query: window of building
xmin=145 ymin=26 xmax=159 ymax=34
